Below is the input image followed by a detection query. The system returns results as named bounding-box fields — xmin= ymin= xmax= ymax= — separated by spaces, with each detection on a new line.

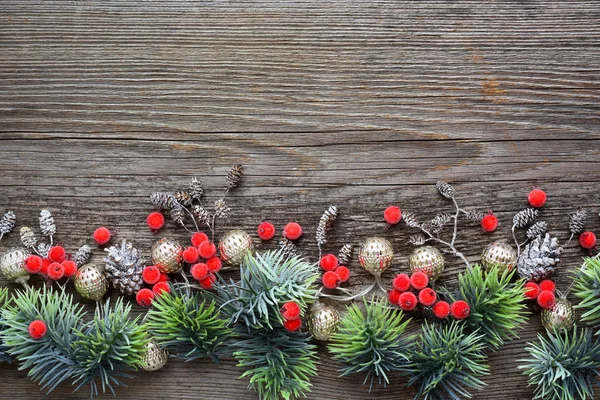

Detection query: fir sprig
xmin=0 ymin=288 xmax=11 ymax=363
xmin=328 ymin=298 xmax=414 ymax=390
xmin=572 ymin=257 xmax=600 ymax=330
xmin=519 ymin=326 xmax=600 ymax=400
xmin=407 ymin=321 xmax=489 ymax=400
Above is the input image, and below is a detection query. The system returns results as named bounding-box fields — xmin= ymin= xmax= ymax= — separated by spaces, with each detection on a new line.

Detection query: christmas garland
xmin=1 ymin=166 xmax=600 ymax=400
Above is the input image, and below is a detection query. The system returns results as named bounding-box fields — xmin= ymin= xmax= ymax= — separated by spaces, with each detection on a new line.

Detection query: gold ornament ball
xmin=0 ymin=247 xmax=30 ymax=284
xmin=409 ymin=246 xmax=445 ymax=280
xmin=218 ymin=230 xmax=254 ymax=266
xmin=358 ymin=237 xmax=394 ymax=275
xmin=480 ymin=241 xmax=517 ymax=273
xmin=141 ymin=339 xmax=169 ymax=371
xmin=541 ymin=298 xmax=576 ymax=331
xmin=74 ymin=264 xmax=109 ymax=301
xmin=151 ymin=238 xmax=183 ymax=274
xmin=307 ymin=302 xmax=341 ymax=341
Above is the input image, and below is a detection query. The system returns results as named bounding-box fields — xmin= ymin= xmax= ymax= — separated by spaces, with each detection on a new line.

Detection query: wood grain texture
xmin=0 ymin=0 xmax=599 ymax=399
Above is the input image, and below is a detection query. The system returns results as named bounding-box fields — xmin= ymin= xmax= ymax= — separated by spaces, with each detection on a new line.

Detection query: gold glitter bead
xmin=141 ymin=339 xmax=169 ymax=371
xmin=0 ymin=247 xmax=30 ymax=284
xmin=481 ymin=241 xmax=517 ymax=273
xmin=151 ymin=238 xmax=183 ymax=274
xmin=74 ymin=264 xmax=109 ymax=301
xmin=409 ymin=246 xmax=445 ymax=281
xmin=541 ymin=298 xmax=576 ymax=331
xmin=358 ymin=237 xmax=394 ymax=275
xmin=307 ymin=302 xmax=341 ymax=341
xmin=218 ymin=230 xmax=254 ymax=266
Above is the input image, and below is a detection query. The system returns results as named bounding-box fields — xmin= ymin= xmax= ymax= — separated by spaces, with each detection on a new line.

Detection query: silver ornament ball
xmin=409 ymin=246 xmax=445 ymax=280
xmin=218 ymin=229 xmax=254 ymax=266
xmin=307 ymin=302 xmax=341 ymax=341
xmin=151 ymin=238 xmax=183 ymax=274
xmin=0 ymin=247 xmax=30 ymax=284
xmin=74 ymin=264 xmax=109 ymax=301
xmin=481 ymin=241 xmax=517 ymax=273
xmin=358 ymin=237 xmax=394 ymax=275
xmin=541 ymin=298 xmax=576 ymax=332
xmin=141 ymin=339 xmax=169 ymax=371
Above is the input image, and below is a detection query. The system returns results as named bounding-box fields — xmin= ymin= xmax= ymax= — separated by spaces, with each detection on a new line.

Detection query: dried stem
xmin=451 ymin=197 xmax=460 ymax=246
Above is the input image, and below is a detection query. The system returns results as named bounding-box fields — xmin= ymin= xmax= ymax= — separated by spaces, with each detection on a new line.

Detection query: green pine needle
xmin=328 ymin=297 xmax=414 ymax=391
xmin=519 ymin=326 xmax=600 ymax=400
xmin=0 ymin=287 xmax=11 ymax=363
xmin=146 ymin=285 xmax=232 ymax=363
xmin=572 ymin=257 xmax=600 ymax=330
xmin=408 ymin=321 xmax=489 ymax=400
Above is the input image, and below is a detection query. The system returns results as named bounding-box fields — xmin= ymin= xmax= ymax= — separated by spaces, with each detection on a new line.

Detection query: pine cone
xmin=170 ymin=204 xmax=185 ymax=225
xmin=526 ymin=221 xmax=548 ymax=240
xmin=192 ymin=204 xmax=209 ymax=224
xmin=19 ymin=226 xmax=37 ymax=248
xmin=39 ymin=210 xmax=56 ymax=236
xmin=424 ymin=213 xmax=452 ymax=234
xmin=316 ymin=205 xmax=338 ymax=249
xmin=214 ymin=199 xmax=230 ymax=218
xmin=189 ymin=177 xmax=203 ymax=200
xmin=279 ymin=238 xmax=299 ymax=258
xmin=0 ymin=211 xmax=16 ymax=237
xmin=408 ymin=235 xmax=427 ymax=246
xmin=436 ymin=181 xmax=455 ymax=199
xmin=513 ymin=208 xmax=538 ymax=228
xmin=73 ymin=244 xmax=92 ymax=267
xmin=104 ymin=239 xmax=145 ymax=295
xmin=174 ymin=191 xmax=192 ymax=206
xmin=517 ymin=233 xmax=562 ymax=282
xmin=568 ymin=210 xmax=587 ymax=236
xmin=464 ymin=210 xmax=485 ymax=222
xmin=402 ymin=212 xmax=421 ymax=228
xmin=337 ymin=244 xmax=353 ymax=266
xmin=226 ymin=164 xmax=244 ymax=189
xmin=36 ymin=243 xmax=50 ymax=258
xmin=150 ymin=192 xmax=177 ymax=210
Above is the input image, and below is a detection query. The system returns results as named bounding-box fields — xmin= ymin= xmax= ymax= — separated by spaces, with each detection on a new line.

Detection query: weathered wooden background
xmin=1 ymin=0 xmax=599 ymax=399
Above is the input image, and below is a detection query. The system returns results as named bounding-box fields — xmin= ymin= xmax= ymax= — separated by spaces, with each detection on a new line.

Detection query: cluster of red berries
xmin=524 ymin=279 xmax=557 ymax=309
xmin=256 ymin=221 xmax=303 ymax=241
xmin=388 ymin=272 xmax=471 ymax=320
xmin=280 ymin=301 xmax=302 ymax=332
xmin=24 ymin=245 xmax=78 ymax=281
xmin=320 ymin=254 xmax=350 ymax=289
xmin=185 ymin=231 xmax=222 ymax=290
xmin=135 ymin=265 xmax=171 ymax=307
xmin=28 ymin=319 xmax=48 ymax=340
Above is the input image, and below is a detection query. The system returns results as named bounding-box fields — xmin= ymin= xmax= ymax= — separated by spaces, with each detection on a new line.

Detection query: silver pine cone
xmin=316 ymin=205 xmax=338 ymax=249
xmin=403 ymin=212 xmax=421 ymax=228
xmin=192 ymin=204 xmax=209 ymax=224
xmin=214 ymin=199 xmax=230 ymax=218
xmin=73 ymin=244 xmax=92 ymax=267
xmin=436 ymin=181 xmax=455 ymax=199
xmin=424 ymin=213 xmax=452 ymax=234
xmin=279 ymin=238 xmax=299 ymax=258
xmin=174 ymin=191 xmax=192 ymax=206
xmin=464 ymin=210 xmax=485 ymax=222
xmin=39 ymin=210 xmax=56 ymax=236
xmin=104 ymin=239 xmax=145 ymax=295
xmin=170 ymin=204 xmax=185 ymax=225
xmin=337 ymin=244 xmax=353 ymax=266
xmin=36 ymin=243 xmax=50 ymax=258
xmin=0 ymin=211 xmax=16 ymax=237
xmin=526 ymin=221 xmax=548 ymax=240
xmin=189 ymin=177 xmax=203 ymax=200
xmin=226 ymin=164 xmax=244 ymax=189
xmin=408 ymin=235 xmax=427 ymax=246
xmin=150 ymin=192 xmax=177 ymax=210
xmin=513 ymin=208 xmax=538 ymax=228
xmin=517 ymin=233 xmax=562 ymax=282
xmin=568 ymin=210 xmax=587 ymax=235
xmin=19 ymin=226 xmax=37 ymax=248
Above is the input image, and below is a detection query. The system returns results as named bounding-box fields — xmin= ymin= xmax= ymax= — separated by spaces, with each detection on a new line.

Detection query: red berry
xmin=322 ymin=271 xmax=339 ymax=289
xmin=48 ymin=246 xmax=66 ymax=263
xmin=418 ymin=288 xmax=437 ymax=307
xmin=539 ymin=280 xmax=556 ymax=293
xmin=152 ymin=282 xmax=171 ymax=296
xmin=191 ymin=263 xmax=209 ymax=280
xmin=146 ymin=212 xmax=165 ymax=230
xmin=62 ymin=260 xmax=78 ymax=278
xmin=28 ymin=320 xmax=47 ymax=340
xmin=393 ymin=273 xmax=412 ymax=292
xmin=198 ymin=241 xmax=216 ymax=259
xmin=47 ymin=262 xmax=65 ymax=280
xmin=433 ymin=301 xmax=451 ymax=319
xmin=388 ymin=289 xmax=402 ymax=305
xmin=198 ymin=273 xmax=216 ymax=290
xmin=25 ymin=255 xmax=43 ymax=274
xmin=524 ymin=282 xmax=540 ymax=300
xmin=257 ymin=221 xmax=276 ymax=240
xmin=142 ymin=265 xmax=161 ymax=285
xmin=398 ymin=292 xmax=418 ymax=311
xmin=579 ymin=231 xmax=597 ymax=249
xmin=528 ymin=189 xmax=547 ymax=208
xmin=450 ymin=300 xmax=471 ymax=319
xmin=481 ymin=213 xmax=499 ymax=233
xmin=320 ymin=254 xmax=338 ymax=271
xmin=93 ymin=227 xmax=111 ymax=245
xmin=283 ymin=222 xmax=303 ymax=240
xmin=182 ymin=246 xmax=200 ymax=264
xmin=40 ymin=258 xmax=50 ymax=276
xmin=384 ymin=205 xmax=402 ymax=225
xmin=281 ymin=301 xmax=301 ymax=320
xmin=136 ymin=288 xmax=155 ymax=307
xmin=334 ymin=266 xmax=351 ymax=283
xmin=283 ymin=318 xmax=302 ymax=332
xmin=158 ymin=273 xmax=169 ymax=282
xmin=537 ymin=290 xmax=556 ymax=310
xmin=191 ymin=231 xmax=209 ymax=247
xmin=206 ymin=257 xmax=222 ymax=273
xmin=410 ymin=272 xmax=429 ymax=290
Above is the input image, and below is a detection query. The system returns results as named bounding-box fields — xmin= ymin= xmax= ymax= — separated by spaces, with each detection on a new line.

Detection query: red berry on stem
xmin=199 ymin=273 xmax=216 ymax=290
xmin=579 ymin=231 xmax=597 ymax=249
xmin=481 ymin=213 xmax=499 ymax=233
xmin=62 ymin=260 xmax=78 ymax=277
xmin=257 ymin=221 xmax=276 ymax=240
xmin=281 ymin=301 xmax=301 ymax=320
xmin=191 ymin=263 xmax=209 ymax=280
xmin=384 ymin=206 xmax=402 ymax=225
xmin=528 ymin=189 xmax=547 ymax=208
xmin=158 ymin=273 xmax=169 ymax=282
xmin=152 ymin=282 xmax=170 ymax=296
xmin=322 ymin=271 xmax=339 ymax=289
xmin=433 ymin=301 xmax=451 ymax=319
xmin=283 ymin=318 xmax=302 ymax=332
xmin=207 ymin=257 xmax=222 ymax=273
xmin=418 ymin=288 xmax=437 ymax=306
xmin=93 ymin=227 xmax=111 ymax=245
xmin=334 ymin=266 xmax=351 ymax=283
xmin=393 ymin=273 xmax=411 ymax=292
xmin=191 ymin=231 xmax=209 ymax=247
xmin=136 ymin=288 xmax=155 ymax=307
xmin=388 ymin=289 xmax=401 ymax=305
xmin=399 ymin=292 xmax=418 ymax=311
xmin=198 ymin=241 xmax=217 ymax=259
xmin=537 ymin=290 xmax=556 ymax=309
xmin=450 ymin=300 xmax=470 ymax=319
xmin=40 ymin=258 xmax=50 ymax=276
xmin=142 ymin=265 xmax=161 ymax=285
xmin=182 ymin=246 xmax=200 ymax=264
xmin=47 ymin=262 xmax=65 ymax=280
xmin=48 ymin=246 xmax=66 ymax=263
xmin=538 ymin=280 xmax=556 ymax=293
xmin=524 ymin=282 xmax=540 ymax=300
xmin=410 ymin=272 xmax=429 ymax=290
xmin=146 ymin=212 xmax=165 ymax=230
xmin=320 ymin=254 xmax=338 ymax=271
xmin=283 ymin=222 xmax=303 ymax=240
xmin=28 ymin=320 xmax=47 ymax=340
xmin=25 ymin=255 xmax=43 ymax=274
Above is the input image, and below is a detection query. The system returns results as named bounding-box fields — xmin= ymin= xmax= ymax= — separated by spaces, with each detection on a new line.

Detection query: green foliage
xmin=408 ymin=321 xmax=489 ymax=400
xmin=0 ymin=287 xmax=11 ymax=363
xmin=572 ymin=257 xmax=600 ymax=330
xmin=328 ymin=298 xmax=414 ymax=390
xmin=449 ymin=264 xmax=528 ymax=350
xmin=0 ymin=287 xmax=147 ymax=397
xmin=232 ymin=326 xmax=318 ymax=400
xmin=213 ymin=250 xmax=318 ymax=329
xmin=519 ymin=326 xmax=600 ymax=400
xmin=146 ymin=285 xmax=232 ymax=363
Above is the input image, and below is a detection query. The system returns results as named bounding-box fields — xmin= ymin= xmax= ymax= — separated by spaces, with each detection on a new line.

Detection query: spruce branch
xmin=572 ymin=257 xmax=600 ymax=330
xmin=0 ymin=287 xmax=12 ymax=364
